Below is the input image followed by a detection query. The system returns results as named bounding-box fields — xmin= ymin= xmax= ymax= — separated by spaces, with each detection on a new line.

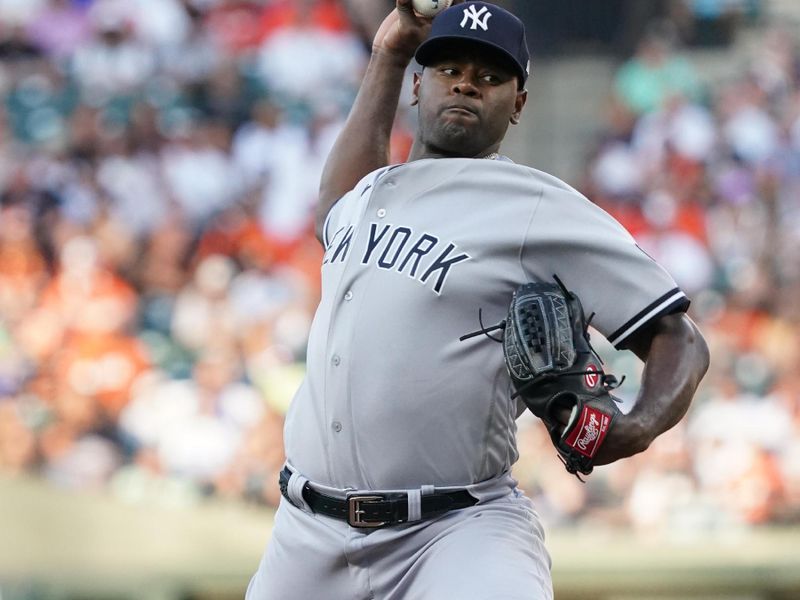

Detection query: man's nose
xmin=452 ymin=78 xmax=480 ymax=97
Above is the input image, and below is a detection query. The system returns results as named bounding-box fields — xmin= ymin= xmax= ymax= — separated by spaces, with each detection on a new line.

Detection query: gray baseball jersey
xmin=283 ymin=157 xmax=688 ymax=492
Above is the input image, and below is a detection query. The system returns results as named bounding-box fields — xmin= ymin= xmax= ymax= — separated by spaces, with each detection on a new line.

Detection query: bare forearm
xmin=596 ymin=313 xmax=709 ymax=464
xmin=317 ymin=50 xmax=408 ymax=239
xmin=629 ymin=314 xmax=709 ymax=442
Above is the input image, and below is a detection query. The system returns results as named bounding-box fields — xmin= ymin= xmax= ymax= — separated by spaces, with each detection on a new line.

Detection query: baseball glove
xmin=461 ymin=276 xmax=624 ymax=478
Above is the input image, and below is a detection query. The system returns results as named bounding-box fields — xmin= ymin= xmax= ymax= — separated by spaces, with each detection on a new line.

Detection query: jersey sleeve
xmin=523 ymin=183 xmax=689 ymax=349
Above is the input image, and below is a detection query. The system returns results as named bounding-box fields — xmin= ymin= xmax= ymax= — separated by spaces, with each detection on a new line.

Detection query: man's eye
xmin=441 ymin=68 xmax=458 ymax=76
xmin=481 ymin=74 xmax=500 ymax=84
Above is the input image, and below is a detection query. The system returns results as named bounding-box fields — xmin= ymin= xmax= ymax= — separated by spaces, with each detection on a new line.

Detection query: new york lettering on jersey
xmin=323 ymin=220 xmax=472 ymax=295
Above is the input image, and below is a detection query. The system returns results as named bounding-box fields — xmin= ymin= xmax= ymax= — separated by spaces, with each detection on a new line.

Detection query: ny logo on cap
xmin=460 ymin=5 xmax=492 ymax=31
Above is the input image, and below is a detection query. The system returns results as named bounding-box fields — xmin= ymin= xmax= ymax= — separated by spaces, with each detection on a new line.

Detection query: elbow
xmin=654 ymin=313 xmax=710 ymax=382
xmin=698 ymin=335 xmax=710 ymax=380
xmin=684 ymin=315 xmax=710 ymax=382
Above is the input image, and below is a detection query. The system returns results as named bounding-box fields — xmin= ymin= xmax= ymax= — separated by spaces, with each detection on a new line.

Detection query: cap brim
xmin=414 ymin=35 xmax=527 ymax=89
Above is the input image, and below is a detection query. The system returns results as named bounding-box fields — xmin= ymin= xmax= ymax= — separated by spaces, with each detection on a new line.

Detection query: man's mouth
xmin=442 ymin=105 xmax=479 ymax=119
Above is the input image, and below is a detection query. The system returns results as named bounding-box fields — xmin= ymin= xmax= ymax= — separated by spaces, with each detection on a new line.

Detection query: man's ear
xmin=411 ymin=71 xmax=422 ymax=106
xmin=510 ymin=89 xmax=528 ymax=124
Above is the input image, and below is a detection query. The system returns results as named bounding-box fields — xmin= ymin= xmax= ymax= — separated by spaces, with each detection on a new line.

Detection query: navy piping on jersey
xmin=607 ymin=288 xmax=690 ymax=348
xmin=323 ymin=211 xmax=332 ymax=248
xmin=322 ymin=185 xmax=369 ymax=247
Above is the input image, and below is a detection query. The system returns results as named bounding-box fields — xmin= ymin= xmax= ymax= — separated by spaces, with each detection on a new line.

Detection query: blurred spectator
xmin=205 ymin=0 xmax=270 ymax=56
xmin=719 ymin=78 xmax=779 ymax=166
xmin=625 ymin=425 xmax=704 ymax=538
xmin=0 ymin=401 xmax=37 ymax=473
xmin=677 ymin=0 xmax=760 ymax=47
xmin=0 ymin=23 xmax=42 ymax=63
xmin=231 ymin=98 xmax=343 ymax=240
xmin=119 ymin=349 xmax=265 ymax=484
xmin=161 ymin=119 xmax=243 ymax=225
xmin=162 ymin=1 xmax=219 ymax=84
xmin=170 ymin=254 xmax=238 ymax=352
xmin=779 ymin=375 xmax=800 ymax=521
xmin=70 ymin=2 xmax=157 ymax=100
xmin=613 ymin=21 xmax=702 ymax=117
xmin=0 ymin=189 xmax=49 ymax=323
xmin=4 ymin=60 xmax=78 ymax=145
xmin=38 ymin=235 xmax=149 ymax=415
xmin=26 ymin=0 xmax=92 ymax=61
xmin=124 ymin=0 xmax=192 ymax=49
xmin=0 ymin=0 xmax=47 ymax=26
xmin=631 ymin=95 xmax=717 ymax=170
xmin=256 ymin=0 xmax=365 ymax=115
xmin=635 ymin=189 xmax=715 ymax=295
xmin=95 ymin=127 xmax=169 ymax=235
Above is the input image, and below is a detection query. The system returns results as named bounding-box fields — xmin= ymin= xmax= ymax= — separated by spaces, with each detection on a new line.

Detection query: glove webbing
xmin=459 ymin=311 xmax=624 ymax=399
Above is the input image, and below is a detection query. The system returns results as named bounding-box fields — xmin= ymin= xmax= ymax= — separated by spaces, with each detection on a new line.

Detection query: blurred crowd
xmin=1 ymin=0 xmax=799 ymax=536
xmin=0 ymin=0 xmax=373 ymax=509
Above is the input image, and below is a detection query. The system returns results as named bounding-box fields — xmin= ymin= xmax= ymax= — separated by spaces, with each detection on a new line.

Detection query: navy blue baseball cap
xmin=415 ymin=1 xmax=530 ymax=89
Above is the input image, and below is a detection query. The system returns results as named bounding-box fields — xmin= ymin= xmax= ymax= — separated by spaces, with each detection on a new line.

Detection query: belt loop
xmin=421 ymin=485 xmax=435 ymax=496
xmin=407 ymin=489 xmax=422 ymax=522
xmin=288 ymin=472 xmax=312 ymax=512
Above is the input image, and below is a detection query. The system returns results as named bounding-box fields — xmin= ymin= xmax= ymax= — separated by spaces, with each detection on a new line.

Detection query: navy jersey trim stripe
xmin=608 ymin=288 xmax=690 ymax=348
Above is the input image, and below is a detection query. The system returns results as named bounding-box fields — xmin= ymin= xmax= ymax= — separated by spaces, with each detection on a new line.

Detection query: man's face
xmin=412 ymin=44 xmax=527 ymax=158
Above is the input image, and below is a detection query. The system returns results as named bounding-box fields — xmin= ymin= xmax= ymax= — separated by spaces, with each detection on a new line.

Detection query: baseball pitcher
xmin=246 ymin=2 xmax=710 ymax=598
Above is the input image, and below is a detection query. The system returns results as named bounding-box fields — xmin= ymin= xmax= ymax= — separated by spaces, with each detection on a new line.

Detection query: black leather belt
xmin=279 ymin=467 xmax=478 ymax=529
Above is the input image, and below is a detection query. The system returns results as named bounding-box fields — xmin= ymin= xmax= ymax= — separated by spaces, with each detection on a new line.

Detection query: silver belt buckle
xmin=347 ymin=494 xmax=387 ymax=528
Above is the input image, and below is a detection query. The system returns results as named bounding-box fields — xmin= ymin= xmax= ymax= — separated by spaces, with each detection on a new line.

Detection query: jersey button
xmin=331 ymin=355 xmax=341 ymax=366
xmin=344 ymin=290 xmax=353 ymax=301
xmin=332 ymin=421 xmax=342 ymax=433
xmin=376 ymin=208 xmax=387 ymax=218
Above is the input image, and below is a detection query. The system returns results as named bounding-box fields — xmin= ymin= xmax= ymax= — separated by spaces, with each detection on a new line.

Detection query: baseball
xmin=412 ymin=0 xmax=453 ymax=18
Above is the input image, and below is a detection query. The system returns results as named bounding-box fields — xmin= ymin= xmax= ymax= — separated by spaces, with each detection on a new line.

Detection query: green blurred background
xmin=2 ymin=0 xmax=800 ymax=598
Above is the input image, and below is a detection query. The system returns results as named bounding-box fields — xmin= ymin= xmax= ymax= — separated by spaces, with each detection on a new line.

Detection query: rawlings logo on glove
xmin=567 ymin=405 xmax=610 ymax=455
xmin=460 ymin=275 xmax=624 ymax=478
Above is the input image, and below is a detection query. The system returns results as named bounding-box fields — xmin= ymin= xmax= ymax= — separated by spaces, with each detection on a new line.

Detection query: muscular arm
xmin=316 ymin=0 xmax=436 ymax=243
xmin=594 ymin=312 xmax=710 ymax=465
